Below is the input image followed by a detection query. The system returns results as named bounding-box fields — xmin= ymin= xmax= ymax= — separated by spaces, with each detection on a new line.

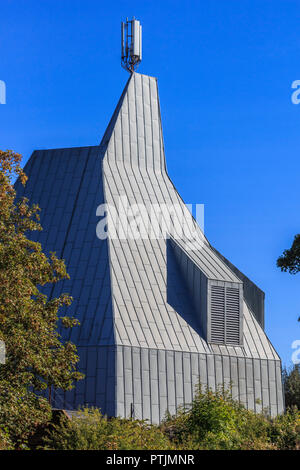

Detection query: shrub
xmin=43 ymin=408 xmax=175 ymax=450
xmin=161 ymin=384 xmax=275 ymax=450
xmin=0 ymin=381 xmax=51 ymax=449
xmin=42 ymin=387 xmax=300 ymax=451
xmin=0 ymin=427 xmax=13 ymax=450
xmin=268 ymin=407 xmax=300 ymax=450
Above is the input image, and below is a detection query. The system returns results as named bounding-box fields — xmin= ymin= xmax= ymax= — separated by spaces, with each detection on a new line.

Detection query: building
xmin=15 ymin=71 xmax=284 ymax=422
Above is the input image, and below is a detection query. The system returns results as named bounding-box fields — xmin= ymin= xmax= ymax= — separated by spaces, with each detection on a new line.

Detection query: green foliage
xmin=0 ymin=380 xmax=51 ymax=448
xmin=277 ymin=233 xmax=300 ymax=321
xmin=161 ymin=384 xmax=274 ymax=450
xmin=42 ymin=387 xmax=300 ymax=451
xmin=42 ymin=408 xmax=175 ymax=450
xmin=0 ymin=150 xmax=83 ymax=447
xmin=0 ymin=426 xmax=13 ymax=450
xmin=277 ymin=234 xmax=300 ymax=322
xmin=267 ymin=407 xmax=300 ymax=450
xmin=277 ymin=234 xmax=300 ymax=275
xmin=283 ymin=365 xmax=300 ymax=409
xmin=162 ymin=384 xmax=300 ymax=450
xmin=0 ymin=149 xmax=299 ymax=451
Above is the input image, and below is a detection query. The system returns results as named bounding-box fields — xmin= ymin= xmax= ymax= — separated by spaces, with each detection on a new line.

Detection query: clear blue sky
xmin=1 ymin=0 xmax=299 ymax=366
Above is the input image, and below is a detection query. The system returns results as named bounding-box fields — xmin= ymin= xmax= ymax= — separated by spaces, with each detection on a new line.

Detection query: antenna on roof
xmin=121 ymin=17 xmax=142 ymax=73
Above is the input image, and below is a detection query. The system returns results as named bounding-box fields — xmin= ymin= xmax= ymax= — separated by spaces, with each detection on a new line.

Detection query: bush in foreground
xmin=162 ymin=385 xmax=300 ymax=450
xmin=42 ymin=408 xmax=175 ymax=450
xmin=42 ymin=386 xmax=300 ymax=450
xmin=0 ymin=427 xmax=13 ymax=450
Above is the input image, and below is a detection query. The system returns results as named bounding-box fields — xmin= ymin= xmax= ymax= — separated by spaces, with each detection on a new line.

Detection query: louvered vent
xmin=211 ymin=285 xmax=225 ymax=344
xmin=225 ymin=287 xmax=240 ymax=345
xmin=210 ymin=284 xmax=241 ymax=345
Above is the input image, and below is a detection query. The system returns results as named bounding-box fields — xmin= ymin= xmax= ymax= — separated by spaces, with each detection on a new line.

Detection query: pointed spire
xmin=100 ymin=73 xmax=166 ymax=173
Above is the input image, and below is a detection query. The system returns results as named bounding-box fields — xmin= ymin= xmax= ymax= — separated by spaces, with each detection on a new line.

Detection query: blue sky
xmin=1 ymin=0 xmax=300 ymax=366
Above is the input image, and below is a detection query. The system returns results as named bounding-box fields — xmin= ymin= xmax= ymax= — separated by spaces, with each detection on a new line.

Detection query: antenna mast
xmin=121 ymin=17 xmax=142 ymax=73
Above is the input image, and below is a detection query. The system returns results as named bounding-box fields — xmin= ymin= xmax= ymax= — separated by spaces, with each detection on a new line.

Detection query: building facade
xmin=16 ymin=72 xmax=284 ymax=422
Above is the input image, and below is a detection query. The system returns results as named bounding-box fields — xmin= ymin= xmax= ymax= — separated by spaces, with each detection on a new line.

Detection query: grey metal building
xmin=16 ymin=72 xmax=284 ymax=422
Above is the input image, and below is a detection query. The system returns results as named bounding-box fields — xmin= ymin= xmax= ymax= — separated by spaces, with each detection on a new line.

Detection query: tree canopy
xmin=0 ymin=150 xmax=83 ymax=447
xmin=277 ymin=234 xmax=300 ymax=323
xmin=283 ymin=365 xmax=300 ymax=410
xmin=277 ymin=234 xmax=300 ymax=274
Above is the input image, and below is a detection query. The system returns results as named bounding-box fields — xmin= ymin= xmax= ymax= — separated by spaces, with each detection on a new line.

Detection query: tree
xmin=277 ymin=234 xmax=300 ymax=323
xmin=0 ymin=150 xmax=83 ymax=447
xmin=282 ymin=365 xmax=300 ymax=409
xmin=277 ymin=234 xmax=300 ymax=275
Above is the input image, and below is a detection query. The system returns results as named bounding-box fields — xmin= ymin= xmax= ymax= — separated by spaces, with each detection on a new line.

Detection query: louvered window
xmin=211 ymin=285 xmax=225 ymax=343
xmin=210 ymin=284 xmax=241 ymax=345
